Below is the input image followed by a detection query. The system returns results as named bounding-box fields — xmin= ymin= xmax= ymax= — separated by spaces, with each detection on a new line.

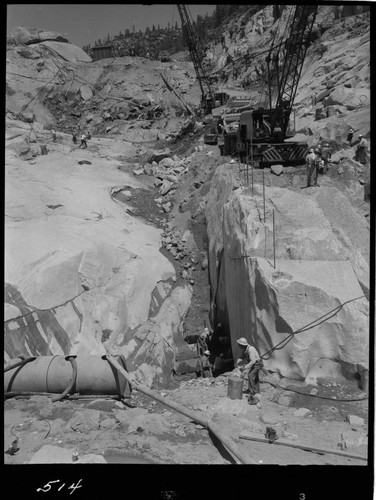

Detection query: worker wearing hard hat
xmin=305 ymin=148 xmax=318 ymax=187
xmin=235 ymin=337 xmax=262 ymax=406
xmin=354 ymin=134 xmax=368 ymax=165
xmin=197 ymin=327 xmax=212 ymax=356
xmin=200 ymin=350 xmax=213 ymax=378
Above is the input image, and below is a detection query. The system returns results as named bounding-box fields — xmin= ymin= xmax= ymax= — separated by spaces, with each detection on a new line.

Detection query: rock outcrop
xmin=29 ymin=41 xmax=92 ymax=63
xmin=8 ymin=26 xmax=69 ymax=45
xmin=205 ymin=165 xmax=369 ymax=383
xmin=4 ymin=124 xmax=191 ymax=387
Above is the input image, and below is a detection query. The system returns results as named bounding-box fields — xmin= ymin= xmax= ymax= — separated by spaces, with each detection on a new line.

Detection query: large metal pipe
xmin=4 ymin=355 xmax=131 ymax=398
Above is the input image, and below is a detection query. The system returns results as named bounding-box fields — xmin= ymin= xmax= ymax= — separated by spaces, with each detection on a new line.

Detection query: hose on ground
xmin=10 ymin=417 xmax=52 ymax=442
xmin=4 ymin=392 xmax=122 ymax=401
xmin=262 ymin=379 xmax=368 ymax=402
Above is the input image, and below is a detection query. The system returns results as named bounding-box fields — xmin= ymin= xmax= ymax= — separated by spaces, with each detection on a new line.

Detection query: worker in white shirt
xmin=235 ymin=337 xmax=263 ymax=406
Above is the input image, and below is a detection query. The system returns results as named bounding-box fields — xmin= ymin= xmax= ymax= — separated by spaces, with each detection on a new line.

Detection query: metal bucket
xmin=227 ymin=376 xmax=243 ymax=400
xmin=4 ymin=355 xmax=131 ymax=397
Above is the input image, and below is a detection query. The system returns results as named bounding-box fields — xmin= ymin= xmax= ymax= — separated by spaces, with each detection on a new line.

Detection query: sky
xmin=7 ymin=4 xmax=216 ymax=48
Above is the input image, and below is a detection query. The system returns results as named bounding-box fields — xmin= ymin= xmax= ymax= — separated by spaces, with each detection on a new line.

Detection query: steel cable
xmin=260 ymin=294 xmax=366 ymax=360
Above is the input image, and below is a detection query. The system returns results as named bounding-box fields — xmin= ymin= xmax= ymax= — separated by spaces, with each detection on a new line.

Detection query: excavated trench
xmin=111 ymin=168 xmax=233 ymax=381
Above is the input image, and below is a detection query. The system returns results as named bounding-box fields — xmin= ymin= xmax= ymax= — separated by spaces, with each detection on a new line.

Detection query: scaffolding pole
xmin=273 ymin=209 xmax=276 ymax=268
xmin=263 ymin=170 xmax=266 ymax=222
xmin=251 ymin=162 xmax=254 ymax=196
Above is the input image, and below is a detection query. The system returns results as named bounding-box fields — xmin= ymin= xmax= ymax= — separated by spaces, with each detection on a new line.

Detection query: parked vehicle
xmin=204 ymin=122 xmax=218 ymax=145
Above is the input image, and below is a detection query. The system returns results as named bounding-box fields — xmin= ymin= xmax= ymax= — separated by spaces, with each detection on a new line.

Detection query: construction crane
xmin=224 ymin=5 xmax=318 ymax=167
xmin=177 ymin=4 xmax=228 ymax=115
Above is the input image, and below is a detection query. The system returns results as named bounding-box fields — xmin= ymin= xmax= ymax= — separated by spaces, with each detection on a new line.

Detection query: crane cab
xmin=236 ymin=108 xmax=307 ymax=166
xmin=236 ymin=109 xmax=272 ymax=146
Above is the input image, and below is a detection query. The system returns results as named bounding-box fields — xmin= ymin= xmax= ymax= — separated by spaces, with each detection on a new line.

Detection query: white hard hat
xmin=358 ymin=134 xmax=363 ymax=137
xmin=204 ymin=350 xmax=210 ymax=355
xmin=237 ymin=337 xmax=248 ymax=346
xmin=309 ymin=148 xmax=314 ymax=153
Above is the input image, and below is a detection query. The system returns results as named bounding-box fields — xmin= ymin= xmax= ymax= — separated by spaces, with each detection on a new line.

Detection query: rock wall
xmin=205 ymin=165 xmax=369 ymax=383
xmin=4 ymin=124 xmax=191 ymax=387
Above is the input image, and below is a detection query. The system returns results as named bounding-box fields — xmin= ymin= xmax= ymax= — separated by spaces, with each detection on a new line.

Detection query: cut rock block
xmin=346 ymin=415 xmax=365 ymax=427
xmin=293 ymin=408 xmax=311 ymax=418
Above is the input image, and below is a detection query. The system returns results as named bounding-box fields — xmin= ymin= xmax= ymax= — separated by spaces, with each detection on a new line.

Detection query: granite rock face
xmin=205 ymin=165 xmax=369 ymax=383
xmin=4 ymin=125 xmax=191 ymax=387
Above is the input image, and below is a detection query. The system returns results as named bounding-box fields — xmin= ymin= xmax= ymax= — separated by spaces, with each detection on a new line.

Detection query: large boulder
xmin=8 ymin=26 xmax=69 ymax=45
xmin=149 ymin=149 xmax=172 ymax=163
xmin=29 ymin=41 xmax=91 ymax=63
xmin=80 ymin=85 xmax=93 ymax=101
xmin=205 ymin=166 xmax=369 ymax=384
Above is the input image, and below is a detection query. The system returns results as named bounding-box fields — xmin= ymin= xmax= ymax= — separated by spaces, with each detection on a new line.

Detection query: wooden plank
xmin=239 ymin=431 xmax=367 ymax=462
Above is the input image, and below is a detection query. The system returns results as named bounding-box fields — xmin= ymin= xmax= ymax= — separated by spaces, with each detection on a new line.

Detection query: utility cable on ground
xmin=261 ymin=379 xmax=368 ymax=402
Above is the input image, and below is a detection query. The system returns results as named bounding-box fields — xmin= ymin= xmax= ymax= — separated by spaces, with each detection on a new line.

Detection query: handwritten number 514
xmin=37 ymin=479 xmax=82 ymax=495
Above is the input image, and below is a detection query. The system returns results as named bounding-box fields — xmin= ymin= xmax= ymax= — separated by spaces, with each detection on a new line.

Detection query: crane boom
xmin=228 ymin=5 xmax=319 ymax=167
xmin=176 ymin=4 xmax=215 ymax=112
xmin=271 ymin=5 xmax=318 ymax=135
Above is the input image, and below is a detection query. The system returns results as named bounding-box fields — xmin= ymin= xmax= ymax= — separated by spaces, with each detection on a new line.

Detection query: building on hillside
xmin=91 ymin=45 xmax=114 ymax=61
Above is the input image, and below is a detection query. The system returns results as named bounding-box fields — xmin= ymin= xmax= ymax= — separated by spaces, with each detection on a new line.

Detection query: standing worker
xmin=217 ymin=114 xmax=224 ymax=135
xmin=305 ymin=148 xmax=317 ymax=187
xmin=199 ymin=350 xmax=213 ymax=378
xmin=52 ymin=129 xmax=57 ymax=143
xmin=313 ymin=148 xmax=322 ymax=186
xmin=354 ymin=134 xmax=368 ymax=165
xmin=347 ymin=128 xmax=354 ymax=146
xmin=321 ymin=143 xmax=331 ymax=172
xmin=197 ymin=326 xmax=212 ymax=356
xmin=235 ymin=337 xmax=263 ymax=407
xmin=79 ymin=132 xmax=87 ymax=149
xmin=72 ymin=130 xmax=77 ymax=145
xmin=87 ymin=130 xmax=92 ymax=140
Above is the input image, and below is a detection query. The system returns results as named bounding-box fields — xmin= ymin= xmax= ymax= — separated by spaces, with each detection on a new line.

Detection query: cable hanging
xmin=260 ymin=294 xmax=366 ymax=360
